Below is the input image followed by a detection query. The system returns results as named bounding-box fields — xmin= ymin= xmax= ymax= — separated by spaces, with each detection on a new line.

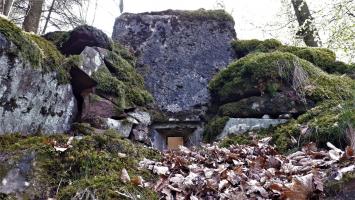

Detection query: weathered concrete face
xmin=0 ymin=35 xmax=77 ymax=134
xmin=219 ymin=118 xmax=288 ymax=139
xmin=151 ymin=122 xmax=203 ymax=150
xmin=112 ymin=10 xmax=236 ymax=120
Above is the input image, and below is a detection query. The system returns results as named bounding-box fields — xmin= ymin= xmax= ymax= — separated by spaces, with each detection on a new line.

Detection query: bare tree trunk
xmin=42 ymin=0 xmax=56 ymax=34
xmin=3 ymin=0 xmax=14 ymax=16
xmin=119 ymin=0 xmax=124 ymax=13
xmin=0 ymin=0 xmax=4 ymax=15
xmin=291 ymin=0 xmax=321 ymax=47
xmin=22 ymin=0 xmax=45 ymax=33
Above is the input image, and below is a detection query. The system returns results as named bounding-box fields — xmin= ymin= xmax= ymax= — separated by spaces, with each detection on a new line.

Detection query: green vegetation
xmin=153 ymin=9 xmax=234 ymax=22
xmin=0 ymin=16 xmax=41 ymax=67
xmin=71 ymin=123 xmax=95 ymax=135
xmin=0 ymin=17 xmax=73 ymax=84
xmin=272 ymin=100 xmax=354 ymax=153
xmin=203 ymin=116 xmax=229 ymax=142
xmin=209 ymin=51 xmax=354 ymax=103
xmin=43 ymin=31 xmax=70 ymax=50
xmin=111 ymin=42 xmax=136 ymax=66
xmin=232 ymin=39 xmax=282 ymax=58
xmin=0 ymin=130 xmax=161 ymax=199
xmin=232 ymin=39 xmax=355 ymax=76
xmin=325 ymin=172 xmax=355 ymax=198
xmin=209 ymin=39 xmax=354 ymax=152
xmin=93 ymin=50 xmax=153 ymax=110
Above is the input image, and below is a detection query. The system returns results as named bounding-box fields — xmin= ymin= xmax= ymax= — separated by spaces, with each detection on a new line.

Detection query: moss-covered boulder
xmin=218 ymin=92 xmax=312 ymax=118
xmin=0 ymin=131 xmax=160 ymax=199
xmin=209 ymin=51 xmax=354 ymax=104
xmin=44 ymin=25 xmax=112 ymax=56
xmin=207 ymin=41 xmax=354 ymax=150
xmin=231 ymin=39 xmax=355 ymax=77
xmin=0 ymin=16 xmax=77 ymax=134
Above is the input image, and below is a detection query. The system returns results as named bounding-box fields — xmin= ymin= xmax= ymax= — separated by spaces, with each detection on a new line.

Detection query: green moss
xmin=232 ymin=39 xmax=282 ymax=58
xmin=218 ymin=101 xmax=256 ymax=117
xmin=149 ymin=108 xmax=170 ymax=123
xmin=72 ymin=123 xmax=95 ymax=135
xmin=232 ymin=39 xmax=353 ymax=76
xmin=111 ymin=42 xmax=136 ymax=66
xmin=325 ymin=61 xmax=355 ymax=78
xmin=272 ymin=100 xmax=354 ymax=153
xmin=325 ymin=172 xmax=355 ymax=198
xmin=282 ymin=47 xmax=336 ymax=72
xmin=58 ymin=174 xmax=158 ymax=200
xmin=219 ymin=133 xmax=254 ymax=147
xmin=0 ymin=16 xmax=41 ymax=67
xmin=203 ymin=116 xmax=229 ymax=142
xmin=27 ymin=34 xmax=64 ymax=69
xmin=93 ymin=50 xmax=153 ymax=110
xmin=155 ymin=9 xmax=234 ymax=22
xmin=0 ymin=17 xmax=73 ymax=85
xmin=0 ymin=131 xmax=161 ymax=199
xmin=209 ymin=51 xmax=354 ymax=103
xmin=43 ymin=31 xmax=70 ymax=50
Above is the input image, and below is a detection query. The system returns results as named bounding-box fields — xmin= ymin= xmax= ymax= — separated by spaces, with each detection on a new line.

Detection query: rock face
xmin=61 ymin=25 xmax=112 ymax=56
xmin=219 ymin=118 xmax=288 ymax=139
xmin=218 ymin=92 xmax=314 ymax=118
xmin=0 ymin=33 xmax=77 ymax=134
xmin=112 ymin=9 xmax=236 ymax=120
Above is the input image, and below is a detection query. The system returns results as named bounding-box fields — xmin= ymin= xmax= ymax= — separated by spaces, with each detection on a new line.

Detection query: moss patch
xmin=209 ymin=51 xmax=354 ymax=103
xmin=0 ymin=17 xmax=41 ymax=67
xmin=203 ymin=116 xmax=229 ymax=142
xmin=93 ymin=49 xmax=153 ymax=109
xmin=325 ymin=172 xmax=355 ymax=198
xmin=231 ymin=39 xmax=355 ymax=76
xmin=0 ymin=17 xmax=72 ymax=84
xmin=0 ymin=130 xmax=161 ymax=199
xmin=232 ymin=39 xmax=282 ymax=58
xmin=43 ymin=31 xmax=70 ymax=50
xmin=210 ymin=41 xmax=354 ymax=152
xmin=272 ymin=100 xmax=353 ymax=153
xmin=147 ymin=9 xmax=234 ymax=22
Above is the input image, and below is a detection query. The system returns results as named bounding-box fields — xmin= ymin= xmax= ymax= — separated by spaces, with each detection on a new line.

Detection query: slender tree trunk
xmin=42 ymin=0 xmax=56 ymax=34
xmin=119 ymin=0 xmax=124 ymax=13
xmin=22 ymin=0 xmax=45 ymax=33
xmin=0 ymin=0 xmax=4 ymax=15
xmin=3 ymin=0 xmax=14 ymax=16
xmin=291 ymin=0 xmax=321 ymax=47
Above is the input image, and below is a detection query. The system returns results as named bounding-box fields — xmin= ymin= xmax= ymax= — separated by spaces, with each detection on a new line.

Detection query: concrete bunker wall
xmin=150 ymin=122 xmax=203 ymax=150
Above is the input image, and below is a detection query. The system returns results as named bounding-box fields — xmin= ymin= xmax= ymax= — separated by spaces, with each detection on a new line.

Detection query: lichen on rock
xmin=0 ymin=17 xmax=77 ymax=134
xmin=112 ymin=9 xmax=236 ymax=121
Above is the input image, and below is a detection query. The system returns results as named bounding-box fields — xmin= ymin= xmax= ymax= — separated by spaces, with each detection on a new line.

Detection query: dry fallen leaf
xmin=131 ymin=176 xmax=144 ymax=186
xmin=138 ymin=137 xmax=354 ymax=200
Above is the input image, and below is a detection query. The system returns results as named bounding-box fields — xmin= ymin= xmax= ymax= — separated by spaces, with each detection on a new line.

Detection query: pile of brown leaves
xmin=138 ymin=137 xmax=354 ymax=200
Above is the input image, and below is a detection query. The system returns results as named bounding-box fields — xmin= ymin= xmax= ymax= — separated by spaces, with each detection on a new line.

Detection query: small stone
xmin=262 ymin=114 xmax=270 ymax=119
xmin=120 ymin=168 xmax=130 ymax=183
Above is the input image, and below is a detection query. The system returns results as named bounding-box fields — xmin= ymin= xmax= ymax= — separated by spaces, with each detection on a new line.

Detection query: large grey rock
xmin=105 ymin=118 xmax=134 ymax=137
xmin=61 ymin=25 xmax=112 ymax=56
xmin=0 ymin=152 xmax=35 ymax=195
xmin=81 ymin=93 xmax=119 ymax=120
xmin=218 ymin=118 xmax=288 ymax=139
xmin=112 ymin=10 xmax=236 ymax=120
xmin=79 ymin=46 xmax=108 ymax=77
xmin=127 ymin=110 xmax=151 ymax=126
xmin=218 ymin=92 xmax=314 ymax=118
xmin=0 ymin=36 xmax=77 ymax=134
